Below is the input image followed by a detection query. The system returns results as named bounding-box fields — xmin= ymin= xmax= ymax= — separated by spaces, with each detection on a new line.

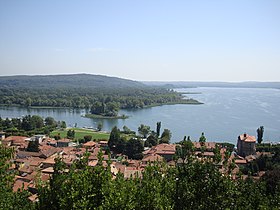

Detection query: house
xmin=82 ymin=141 xmax=97 ymax=149
xmin=99 ymin=140 xmax=108 ymax=150
xmin=145 ymin=143 xmax=176 ymax=161
xmin=142 ymin=154 xmax=164 ymax=164
xmin=237 ymin=133 xmax=256 ymax=157
xmin=57 ymin=138 xmax=74 ymax=147
xmin=193 ymin=142 xmax=216 ymax=151
xmin=4 ymin=136 xmax=29 ymax=149
xmin=26 ymin=135 xmax=46 ymax=144
xmin=46 ymin=139 xmax=57 ymax=147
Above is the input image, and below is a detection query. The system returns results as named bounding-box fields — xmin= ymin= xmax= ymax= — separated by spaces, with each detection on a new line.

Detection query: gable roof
xmin=147 ymin=143 xmax=176 ymax=155
xmin=239 ymin=134 xmax=256 ymax=142
xmin=83 ymin=141 xmax=97 ymax=148
xmin=142 ymin=154 xmax=164 ymax=162
xmin=193 ymin=142 xmax=216 ymax=150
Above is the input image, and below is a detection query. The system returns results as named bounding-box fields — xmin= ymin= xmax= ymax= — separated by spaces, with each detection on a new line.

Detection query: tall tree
xmin=159 ymin=129 xmax=172 ymax=144
xmin=257 ymin=126 xmax=264 ymax=144
xmin=108 ymin=126 xmax=125 ymax=153
xmin=67 ymin=129 xmax=75 ymax=139
xmin=138 ymin=124 xmax=151 ymax=138
xmin=45 ymin=117 xmax=57 ymax=127
xmin=145 ymin=133 xmax=158 ymax=147
xmin=125 ymin=138 xmax=144 ymax=160
xmin=176 ymin=136 xmax=194 ymax=162
xmin=31 ymin=115 xmax=44 ymax=129
xmin=27 ymin=139 xmax=39 ymax=152
xmin=199 ymin=132 xmax=207 ymax=143
xmin=156 ymin=121 xmax=161 ymax=137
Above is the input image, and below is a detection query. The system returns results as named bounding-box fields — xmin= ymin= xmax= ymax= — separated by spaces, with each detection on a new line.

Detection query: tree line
xmin=0 ymin=115 xmax=66 ymax=136
xmin=0 ymin=87 xmax=199 ymax=112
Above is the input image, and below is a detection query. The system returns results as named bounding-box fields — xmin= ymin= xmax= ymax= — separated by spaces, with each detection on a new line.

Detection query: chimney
xmin=244 ymin=133 xmax=247 ymax=137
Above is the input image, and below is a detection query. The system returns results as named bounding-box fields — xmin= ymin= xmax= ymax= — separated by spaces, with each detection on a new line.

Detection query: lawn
xmin=50 ymin=128 xmax=110 ymax=141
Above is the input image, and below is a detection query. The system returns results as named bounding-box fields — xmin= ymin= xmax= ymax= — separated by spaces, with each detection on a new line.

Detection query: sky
xmin=0 ymin=0 xmax=279 ymax=82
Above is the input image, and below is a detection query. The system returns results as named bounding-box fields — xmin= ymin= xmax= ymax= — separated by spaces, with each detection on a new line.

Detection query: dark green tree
xmin=108 ymin=126 xmax=125 ymax=153
xmin=159 ymin=129 xmax=172 ymax=144
xmin=25 ymin=97 xmax=32 ymax=107
xmin=199 ymin=132 xmax=206 ymax=143
xmin=30 ymin=115 xmax=44 ymax=129
xmin=61 ymin=121 xmax=67 ymax=129
xmin=45 ymin=117 xmax=57 ymax=127
xmin=0 ymin=145 xmax=35 ymax=210
xmin=90 ymin=101 xmax=104 ymax=115
xmin=27 ymin=139 xmax=39 ymax=152
xmin=83 ymin=135 xmax=92 ymax=143
xmin=67 ymin=129 xmax=75 ymax=139
xmin=123 ymin=125 xmax=135 ymax=134
xmin=97 ymin=121 xmax=103 ymax=131
xmin=21 ymin=115 xmax=32 ymax=131
xmin=105 ymin=102 xmax=119 ymax=117
xmin=125 ymin=138 xmax=144 ymax=160
xmin=213 ymin=144 xmax=222 ymax=163
xmin=257 ymin=126 xmax=264 ymax=144
xmin=145 ymin=133 xmax=158 ymax=147
xmin=156 ymin=121 xmax=161 ymax=137
xmin=138 ymin=124 xmax=151 ymax=138
xmin=176 ymin=136 xmax=194 ymax=162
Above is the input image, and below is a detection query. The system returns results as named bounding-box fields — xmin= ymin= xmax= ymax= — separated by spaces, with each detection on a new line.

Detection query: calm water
xmin=0 ymin=87 xmax=280 ymax=144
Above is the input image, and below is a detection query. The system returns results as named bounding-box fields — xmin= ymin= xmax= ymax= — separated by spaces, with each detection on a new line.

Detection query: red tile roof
xmin=58 ymin=138 xmax=71 ymax=143
xmin=5 ymin=136 xmax=28 ymax=142
xmin=142 ymin=154 xmax=164 ymax=162
xmin=13 ymin=179 xmax=29 ymax=192
xmin=193 ymin=142 xmax=216 ymax=149
xmin=234 ymin=159 xmax=247 ymax=164
xmin=147 ymin=143 xmax=176 ymax=155
xmin=239 ymin=134 xmax=256 ymax=142
xmin=83 ymin=141 xmax=97 ymax=148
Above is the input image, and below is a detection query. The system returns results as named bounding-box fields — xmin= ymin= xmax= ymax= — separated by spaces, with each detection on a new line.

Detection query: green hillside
xmin=0 ymin=74 xmax=200 ymax=110
xmin=0 ymin=74 xmax=145 ymax=90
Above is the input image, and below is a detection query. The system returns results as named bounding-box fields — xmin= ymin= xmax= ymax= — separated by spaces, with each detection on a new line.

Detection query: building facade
xmin=237 ymin=133 xmax=256 ymax=157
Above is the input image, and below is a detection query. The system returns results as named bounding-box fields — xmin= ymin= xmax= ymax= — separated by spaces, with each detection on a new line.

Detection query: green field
xmin=50 ymin=128 xmax=110 ymax=141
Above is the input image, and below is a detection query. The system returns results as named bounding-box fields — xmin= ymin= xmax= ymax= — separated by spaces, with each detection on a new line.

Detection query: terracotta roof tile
xmin=239 ymin=134 xmax=256 ymax=142
xmin=83 ymin=141 xmax=97 ymax=148
xmin=13 ymin=179 xmax=29 ymax=192
xmin=143 ymin=154 xmax=164 ymax=162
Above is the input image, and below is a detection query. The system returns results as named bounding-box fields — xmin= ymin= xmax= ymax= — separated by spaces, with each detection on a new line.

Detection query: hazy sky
xmin=0 ymin=0 xmax=279 ymax=81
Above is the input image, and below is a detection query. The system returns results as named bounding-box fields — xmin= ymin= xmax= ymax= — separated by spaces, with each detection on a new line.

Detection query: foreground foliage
xmin=36 ymin=156 xmax=280 ymax=210
xmin=1 ymin=144 xmax=280 ymax=209
xmin=0 ymin=145 xmax=34 ymax=210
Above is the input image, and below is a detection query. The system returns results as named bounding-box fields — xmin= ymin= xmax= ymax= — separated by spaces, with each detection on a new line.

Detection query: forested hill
xmin=0 ymin=74 xmax=200 ymax=110
xmin=0 ymin=74 xmax=145 ymax=89
xmin=143 ymin=81 xmax=280 ymax=89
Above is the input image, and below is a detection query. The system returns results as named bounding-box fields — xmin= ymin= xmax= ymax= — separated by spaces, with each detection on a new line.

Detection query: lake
xmin=0 ymin=87 xmax=280 ymax=144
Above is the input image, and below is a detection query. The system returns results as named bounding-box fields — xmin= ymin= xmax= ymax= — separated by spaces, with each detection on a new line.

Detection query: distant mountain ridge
xmin=0 ymin=74 xmax=145 ymax=89
xmin=143 ymin=81 xmax=280 ymax=89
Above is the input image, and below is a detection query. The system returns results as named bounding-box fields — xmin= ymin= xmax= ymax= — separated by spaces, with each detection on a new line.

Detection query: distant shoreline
xmin=83 ymin=114 xmax=129 ymax=119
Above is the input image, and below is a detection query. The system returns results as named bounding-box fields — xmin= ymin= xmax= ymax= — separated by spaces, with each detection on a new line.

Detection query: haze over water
xmin=0 ymin=87 xmax=279 ymax=145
